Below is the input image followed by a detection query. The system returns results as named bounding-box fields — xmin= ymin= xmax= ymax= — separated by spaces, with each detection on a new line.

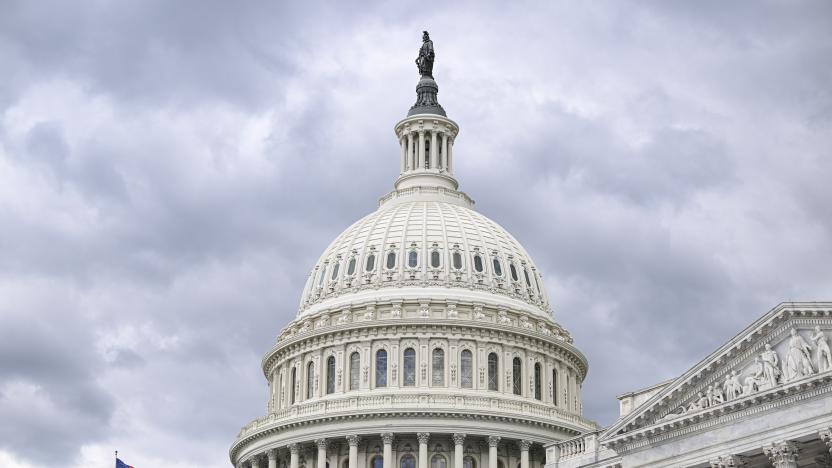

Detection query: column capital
xmin=316 ymin=439 xmax=329 ymax=450
xmin=764 ymin=440 xmax=799 ymax=466
xmin=417 ymin=432 xmax=430 ymax=444
xmin=268 ymin=449 xmax=279 ymax=461
xmin=488 ymin=436 xmax=501 ymax=448
xmin=518 ymin=440 xmax=532 ymax=451
xmin=453 ymin=433 xmax=466 ymax=445
xmin=381 ymin=432 xmax=395 ymax=444
xmin=289 ymin=443 xmax=300 ymax=455
xmin=346 ymin=435 xmax=361 ymax=447
xmin=820 ymin=427 xmax=832 ymax=454
xmin=249 ymin=455 xmax=262 ymax=468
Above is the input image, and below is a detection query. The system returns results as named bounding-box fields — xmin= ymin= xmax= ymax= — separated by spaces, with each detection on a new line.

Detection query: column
xmin=417 ymin=433 xmax=430 ymax=468
xmin=764 ymin=441 xmax=799 ymax=468
xmin=268 ymin=449 xmax=278 ymax=468
xmin=820 ymin=427 xmax=832 ymax=455
xmin=250 ymin=456 xmax=261 ymax=468
xmin=441 ymin=134 xmax=448 ymax=171
xmin=290 ymin=444 xmax=300 ymax=468
xmin=453 ymin=433 xmax=466 ymax=468
xmin=316 ymin=439 xmax=328 ymax=468
xmin=519 ymin=441 xmax=531 ymax=468
xmin=418 ymin=131 xmax=425 ymax=169
xmin=400 ymin=136 xmax=407 ymax=173
xmin=347 ymin=435 xmax=360 ymax=468
xmin=447 ymin=137 xmax=453 ymax=173
xmin=407 ymin=133 xmax=415 ymax=171
xmin=430 ymin=131 xmax=438 ymax=170
xmin=382 ymin=433 xmax=394 ymax=468
xmin=488 ymin=436 xmax=500 ymax=468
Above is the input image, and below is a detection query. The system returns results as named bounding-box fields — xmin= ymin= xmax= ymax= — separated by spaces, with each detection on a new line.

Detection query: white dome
xmin=299 ymin=197 xmax=552 ymax=319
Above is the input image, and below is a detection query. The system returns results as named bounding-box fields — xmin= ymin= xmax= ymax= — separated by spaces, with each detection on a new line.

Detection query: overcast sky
xmin=1 ymin=1 xmax=831 ymax=467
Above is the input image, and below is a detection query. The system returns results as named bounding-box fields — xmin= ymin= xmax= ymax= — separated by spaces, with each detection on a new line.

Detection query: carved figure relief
xmin=785 ymin=328 xmax=814 ymax=381
xmin=811 ymin=325 xmax=832 ymax=372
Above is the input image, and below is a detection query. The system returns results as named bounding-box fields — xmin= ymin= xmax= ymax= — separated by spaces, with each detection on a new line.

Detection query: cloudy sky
xmin=1 ymin=1 xmax=831 ymax=467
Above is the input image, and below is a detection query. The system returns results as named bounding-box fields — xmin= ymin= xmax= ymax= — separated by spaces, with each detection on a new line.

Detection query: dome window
xmin=430 ymin=250 xmax=441 ymax=268
xmin=432 ymin=348 xmax=445 ymax=386
xmin=347 ymin=258 xmax=356 ymax=275
xmin=403 ymin=348 xmax=416 ymax=386
xmin=493 ymin=258 xmax=503 ymax=277
xmin=510 ymin=263 xmax=519 ymax=282
xmin=326 ymin=356 xmax=336 ymax=394
xmin=330 ymin=262 xmax=340 ymax=281
xmin=460 ymin=349 xmax=473 ymax=388
xmin=306 ymin=362 xmax=315 ymax=399
xmin=375 ymin=349 xmax=388 ymax=388
xmin=401 ymin=454 xmax=416 ymax=468
xmin=431 ymin=455 xmax=446 ymax=468
xmin=512 ymin=357 xmax=522 ymax=395
xmin=349 ymin=352 xmax=360 ymax=391
xmin=473 ymin=254 xmax=484 ymax=273
xmin=534 ymin=362 xmax=542 ymax=400
xmin=365 ymin=254 xmax=376 ymax=272
xmin=317 ymin=266 xmax=327 ymax=287
xmin=523 ymin=268 xmax=532 ymax=287
xmin=386 ymin=251 xmax=396 ymax=269
xmin=552 ymin=368 xmax=558 ymax=405
xmin=452 ymin=252 xmax=463 ymax=270
xmin=290 ymin=367 xmax=297 ymax=404
xmin=408 ymin=250 xmax=418 ymax=268
xmin=487 ymin=353 xmax=499 ymax=390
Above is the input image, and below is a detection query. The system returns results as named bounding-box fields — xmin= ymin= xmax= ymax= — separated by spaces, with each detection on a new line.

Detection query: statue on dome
xmin=416 ymin=31 xmax=435 ymax=77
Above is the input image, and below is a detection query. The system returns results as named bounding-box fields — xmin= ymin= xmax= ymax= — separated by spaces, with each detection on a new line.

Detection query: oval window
xmin=330 ymin=262 xmax=340 ymax=280
xmin=365 ymin=254 xmax=375 ymax=272
xmin=318 ymin=266 xmax=327 ymax=286
xmin=510 ymin=263 xmax=518 ymax=282
xmin=386 ymin=251 xmax=396 ymax=269
xmin=493 ymin=258 xmax=503 ymax=277
xmin=408 ymin=251 xmax=418 ymax=268
xmin=347 ymin=258 xmax=356 ymax=275
xmin=523 ymin=268 xmax=532 ymax=287
xmin=473 ymin=255 xmax=483 ymax=272
xmin=431 ymin=251 xmax=441 ymax=268
xmin=452 ymin=252 xmax=462 ymax=270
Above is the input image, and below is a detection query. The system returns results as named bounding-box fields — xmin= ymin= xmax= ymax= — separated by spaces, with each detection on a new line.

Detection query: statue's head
xmin=423 ymin=31 xmax=430 ymax=41
xmin=790 ymin=328 xmax=797 ymax=336
xmin=765 ymin=343 xmax=772 ymax=350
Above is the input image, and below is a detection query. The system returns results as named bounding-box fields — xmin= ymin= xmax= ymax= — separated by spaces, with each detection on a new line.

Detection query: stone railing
xmin=237 ymin=392 xmax=595 ymax=439
xmin=378 ymin=185 xmax=474 ymax=208
xmin=545 ymin=431 xmax=621 ymax=468
xmin=556 ymin=435 xmax=587 ymax=459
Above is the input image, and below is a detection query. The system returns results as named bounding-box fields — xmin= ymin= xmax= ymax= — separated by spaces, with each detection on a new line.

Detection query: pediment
xmin=600 ymin=302 xmax=832 ymax=447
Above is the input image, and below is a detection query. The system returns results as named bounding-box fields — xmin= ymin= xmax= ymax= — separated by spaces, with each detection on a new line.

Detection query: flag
xmin=116 ymin=458 xmax=135 ymax=468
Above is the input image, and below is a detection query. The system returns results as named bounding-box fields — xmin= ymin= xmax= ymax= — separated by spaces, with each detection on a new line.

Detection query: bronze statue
xmin=416 ymin=31 xmax=435 ymax=77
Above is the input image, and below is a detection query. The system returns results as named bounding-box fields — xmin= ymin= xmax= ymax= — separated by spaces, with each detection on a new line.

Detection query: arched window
xmin=365 ymin=254 xmax=376 ymax=272
xmin=487 ymin=352 xmax=499 ymax=391
xmin=523 ymin=268 xmax=532 ymax=288
xmin=386 ymin=251 xmax=396 ymax=269
xmin=430 ymin=455 xmax=446 ymax=468
xmin=403 ymin=348 xmax=416 ymax=386
xmin=342 ymin=460 xmax=349 ymax=468
xmin=277 ymin=373 xmax=283 ymax=408
xmin=425 ymin=137 xmax=431 ymax=169
xmin=408 ymin=250 xmax=418 ymax=268
xmin=401 ymin=454 xmax=416 ymax=468
xmin=375 ymin=349 xmax=388 ymax=388
xmin=431 ymin=250 xmax=441 ymax=268
xmin=326 ymin=356 xmax=336 ymax=394
xmin=330 ymin=262 xmax=340 ymax=281
xmin=463 ymin=457 xmax=475 ymax=468
xmin=460 ymin=349 xmax=473 ymax=388
xmin=347 ymin=258 xmax=356 ymax=275
xmin=452 ymin=252 xmax=462 ymax=270
xmin=512 ymin=357 xmax=522 ymax=395
xmin=492 ymin=258 xmax=503 ymax=277
xmin=534 ymin=362 xmax=542 ymax=400
xmin=306 ymin=361 xmax=315 ymax=399
xmin=290 ymin=367 xmax=297 ymax=404
xmin=349 ymin=352 xmax=360 ymax=391
xmin=497 ymin=462 xmax=505 ymax=468
xmin=510 ymin=263 xmax=519 ymax=282
xmin=473 ymin=255 xmax=484 ymax=273
xmin=552 ymin=368 xmax=558 ymax=405
xmin=317 ymin=265 xmax=327 ymax=287
xmin=371 ymin=456 xmax=384 ymax=468
xmin=432 ymin=348 xmax=445 ymax=386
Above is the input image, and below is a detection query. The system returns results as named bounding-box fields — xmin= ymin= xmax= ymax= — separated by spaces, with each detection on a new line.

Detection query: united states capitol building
xmin=229 ymin=34 xmax=832 ymax=468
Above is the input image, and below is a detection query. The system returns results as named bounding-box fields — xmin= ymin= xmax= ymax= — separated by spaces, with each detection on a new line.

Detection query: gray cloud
xmin=0 ymin=1 xmax=830 ymax=466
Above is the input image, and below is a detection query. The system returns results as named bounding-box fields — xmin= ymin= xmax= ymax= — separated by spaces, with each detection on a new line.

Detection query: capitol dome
xmin=231 ymin=32 xmax=596 ymax=468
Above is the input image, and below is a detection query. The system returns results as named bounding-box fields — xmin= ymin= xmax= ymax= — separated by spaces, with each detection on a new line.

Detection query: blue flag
xmin=116 ymin=458 xmax=135 ymax=468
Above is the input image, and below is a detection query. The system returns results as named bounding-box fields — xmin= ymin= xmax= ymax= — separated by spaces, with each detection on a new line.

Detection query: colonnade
xmin=242 ymin=433 xmax=538 ymax=468
xmin=399 ymin=128 xmax=454 ymax=174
